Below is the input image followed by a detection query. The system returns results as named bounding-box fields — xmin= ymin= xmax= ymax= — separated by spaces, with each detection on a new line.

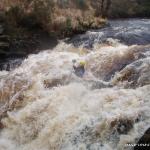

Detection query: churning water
xmin=0 ymin=19 xmax=150 ymax=150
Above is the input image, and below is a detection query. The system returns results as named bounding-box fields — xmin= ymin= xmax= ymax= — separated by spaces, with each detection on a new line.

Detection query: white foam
xmin=0 ymin=40 xmax=150 ymax=150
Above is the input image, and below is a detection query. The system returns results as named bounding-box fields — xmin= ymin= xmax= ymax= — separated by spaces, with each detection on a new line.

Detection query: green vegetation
xmin=65 ymin=17 xmax=72 ymax=35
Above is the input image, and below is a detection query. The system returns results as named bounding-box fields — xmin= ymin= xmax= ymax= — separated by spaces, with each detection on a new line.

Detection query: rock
xmin=110 ymin=118 xmax=133 ymax=134
xmin=134 ymin=128 xmax=150 ymax=150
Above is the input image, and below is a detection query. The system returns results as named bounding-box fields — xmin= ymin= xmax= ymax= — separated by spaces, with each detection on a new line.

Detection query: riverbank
xmin=0 ymin=24 xmax=58 ymax=70
xmin=0 ymin=23 xmax=106 ymax=70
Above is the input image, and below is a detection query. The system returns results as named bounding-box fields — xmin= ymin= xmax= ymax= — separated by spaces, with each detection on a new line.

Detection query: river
xmin=0 ymin=19 xmax=150 ymax=150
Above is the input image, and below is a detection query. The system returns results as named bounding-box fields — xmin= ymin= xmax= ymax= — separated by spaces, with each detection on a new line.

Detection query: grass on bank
xmin=0 ymin=0 xmax=106 ymax=38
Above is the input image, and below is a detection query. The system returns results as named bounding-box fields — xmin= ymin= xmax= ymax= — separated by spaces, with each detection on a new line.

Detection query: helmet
xmin=79 ymin=61 xmax=86 ymax=66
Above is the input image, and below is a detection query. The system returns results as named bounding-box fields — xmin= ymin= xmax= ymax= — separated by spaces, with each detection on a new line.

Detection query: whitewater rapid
xmin=0 ymin=19 xmax=150 ymax=150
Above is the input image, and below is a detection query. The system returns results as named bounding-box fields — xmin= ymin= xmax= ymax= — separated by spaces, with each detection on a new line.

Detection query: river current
xmin=0 ymin=19 xmax=150 ymax=150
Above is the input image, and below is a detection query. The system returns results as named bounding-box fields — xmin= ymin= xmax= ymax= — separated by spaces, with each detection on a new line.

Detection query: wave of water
xmin=0 ymin=19 xmax=150 ymax=150
xmin=69 ymin=19 xmax=150 ymax=48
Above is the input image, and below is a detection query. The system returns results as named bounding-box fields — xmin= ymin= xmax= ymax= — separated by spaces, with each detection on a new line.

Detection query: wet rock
xmin=110 ymin=118 xmax=133 ymax=134
xmin=44 ymin=78 xmax=63 ymax=88
xmin=134 ymin=128 xmax=150 ymax=150
xmin=112 ymin=57 xmax=150 ymax=88
xmin=43 ymin=75 xmax=69 ymax=88
xmin=0 ymin=58 xmax=23 ymax=71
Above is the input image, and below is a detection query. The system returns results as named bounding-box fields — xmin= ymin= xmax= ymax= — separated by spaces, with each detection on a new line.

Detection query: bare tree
xmin=105 ymin=0 xmax=111 ymax=16
xmin=98 ymin=0 xmax=111 ymax=17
